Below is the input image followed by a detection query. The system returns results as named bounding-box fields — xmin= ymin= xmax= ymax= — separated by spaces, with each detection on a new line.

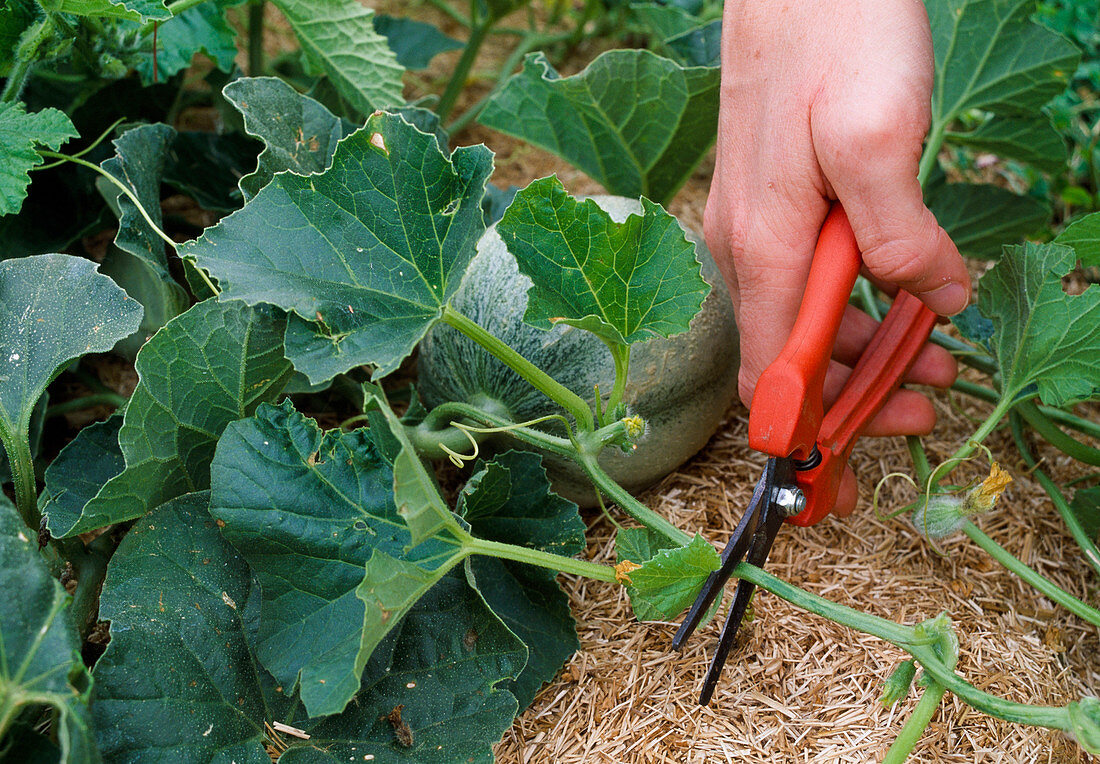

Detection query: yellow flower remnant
xmin=963 ymin=462 xmax=1013 ymax=516
xmin=614 ymin=559 xmax=641 ymax=585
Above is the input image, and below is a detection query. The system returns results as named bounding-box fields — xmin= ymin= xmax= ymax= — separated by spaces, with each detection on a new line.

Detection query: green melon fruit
xmin=417 ymin=195 xmax=740 ymax=506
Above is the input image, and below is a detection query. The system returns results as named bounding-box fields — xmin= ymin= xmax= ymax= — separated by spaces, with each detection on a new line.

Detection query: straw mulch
xmin=492 ymin=392 xmax=1100 ymax=763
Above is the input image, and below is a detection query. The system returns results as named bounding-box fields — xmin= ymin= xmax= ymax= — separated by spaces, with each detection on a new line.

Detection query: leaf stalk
xmin=442 ymin=306 xmax=595 ymax=430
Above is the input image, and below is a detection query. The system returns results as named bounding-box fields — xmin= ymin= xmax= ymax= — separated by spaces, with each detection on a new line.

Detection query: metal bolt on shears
xmin=672 ymin=204 xmax=939 ymax=705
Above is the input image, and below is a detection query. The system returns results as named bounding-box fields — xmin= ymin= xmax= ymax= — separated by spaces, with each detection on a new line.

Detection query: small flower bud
xmin=622 ymin=415 xmax=645 ymax=439
xmin=912 ymin=463 xmax=1013 ymax=539
xmin=911 ymin=494 xmax=967 ymax=539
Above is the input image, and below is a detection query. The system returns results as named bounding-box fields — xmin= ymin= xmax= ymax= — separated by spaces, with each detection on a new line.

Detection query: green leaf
xmin=926 ymin=0 xmax=1080 ymax=127
xmin=979 ymin=242 xmax=1100 ymax=405
xmin=91 ymin=493 xmax=271 ymax=763
xmin=40 ymin=415 xmax=125 ymax=530
xmin=631 ymin=2 xmax=701 ymax=40
xmin=0 ymin=255 xmax=141 ymax=503
xmin=0 ymin=495 xmax=100 ymax=762
xmin=951 ymin=304 xmax=995 ymax=345
xmin=98 ymin=123 xmax=190 ymax=357
xmin=48 ymin=299 xmax=292 ymax=538
xmin=276 ymin=574 xmax=525 ymax=763
xmin=0 ymin=102 xmax=77 ymax=215
xmin=53 ymin=0 xmax=168 ymax=22
xmin=271 ymin=0 xmax=404 ymax=116
xmin=1070 ymin=487 xmax=1100 ymax=542
xmin=1056 ymin=212 xmax=1100 ymax=267
xmin=223 ymin=76 xmax=353 ymax=202
xmin=51 ymin=0 xmax=139 ymax=19
xmin=209 ymin=399 xmax=468 ymax=717
xmin=373 ymin=14 xmax=462 ymax=70
xmin=459 ymin=451 xmax=584 ymax=708
xmin=185 ymin=113 xmax=493 ymax=382
xmin=497 ymin=176 xmax=709 ymax=346
xmin=630 ymin=4 xmax=721 ymax=67
xmin=129 ymin=0 xmax=239 ymax=84
xmin=619 ymin=532 xmax=719 ymax=621
xmin=480 ymin=50 xmax=719 ymax=204
xmin=666 ymin=19 xmax=721 ymax=68
xmin=945 ymin=116 xmax=1067 ymax=174
xmin=459 ymin=451 xmax=585 ymax=558
xmin=615 ymin=524 xmax=674 ymax=566
xmin=925 ymin=181 xmax=1049 ymax=259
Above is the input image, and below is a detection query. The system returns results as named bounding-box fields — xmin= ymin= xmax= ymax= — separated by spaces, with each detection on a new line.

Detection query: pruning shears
xmin=672 ymin=203 xmax=939 ymax=705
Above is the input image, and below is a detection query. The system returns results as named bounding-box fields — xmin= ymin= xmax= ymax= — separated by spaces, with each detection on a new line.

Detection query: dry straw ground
xmin=270 ymin=3 xmax=1100 ymax=760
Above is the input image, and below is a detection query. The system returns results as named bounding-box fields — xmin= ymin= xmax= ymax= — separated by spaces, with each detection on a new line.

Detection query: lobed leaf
xmin=631 ymin=3 xmax=721 ymax=67
xmin=209 ymin=399 xmax=468 ymax=718
xmin=925 ymin=181 xmax=1049 ymax=259
xmin=945 ymin=116 xmax=1068 ymax=175
xmin=223 ymin=76 xmax=354 ymax=202
xmin=97 ymin=123 xmax=190 ymax=357
xmin=978 ymin=242 xmax=1100 ymax=406
xmin=1055 ymin=211 xmax=1100 ymax=267
xmin=0 ymin=255 xmax=141 ymax=496
xmin=91 ymin=493 xmax=271 ymax=763
xmin=0 ymin=102 xmax=77 ymax=215
xmin=271 ymin=0 xmax=404 ymax=116
xmin=185 ymin=112 xmax=493 ymax=382
xmin=459 ymin=451 xmax=585 ymax=707
xmin=373 ymin=15 xmax=462 ymax=70
xmin=497 ymin=176 xmax=709 ymax=347
xmin=48 ymin=299 xmax=292 ymax=537
xmin=40 ymin=415 xmax=125 ymax=529
xmin=927 ymin=0 xmax=1080 ymax=126
xmin=480 ymin=50 xmax=719 ymax=204
xmin=277 ymin=575 xmax=525 ymax=763
xmin=617 ymin=532 xmax=719 ymax=621
xmin=59 ymin=0 xmax=170 ymax=21
xmin=0 ymin=495 xmax=100 ymax=762
xmin=128 ymin=0 xmax=240 ymax=85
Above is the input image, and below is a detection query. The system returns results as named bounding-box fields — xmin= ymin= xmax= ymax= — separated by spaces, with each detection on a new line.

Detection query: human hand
xmin=704 ymin=0 xmax=970 ymax=516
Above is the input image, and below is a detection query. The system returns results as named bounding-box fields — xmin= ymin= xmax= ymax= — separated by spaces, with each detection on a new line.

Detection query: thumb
xmin=823 ymin=130 xmax=970 ymax=317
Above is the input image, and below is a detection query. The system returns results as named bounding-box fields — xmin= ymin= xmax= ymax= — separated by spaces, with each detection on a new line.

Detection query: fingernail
xmin=921 ymin=282 xmax=969 ymax=317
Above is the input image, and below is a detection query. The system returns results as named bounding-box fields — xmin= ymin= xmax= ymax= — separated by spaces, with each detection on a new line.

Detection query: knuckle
xmin=863 ymin=242 xmax=931 ymax=286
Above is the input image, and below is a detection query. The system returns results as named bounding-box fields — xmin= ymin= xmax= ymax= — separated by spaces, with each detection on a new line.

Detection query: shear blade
xmin=673 ymin=457 xmax=795 ymax=705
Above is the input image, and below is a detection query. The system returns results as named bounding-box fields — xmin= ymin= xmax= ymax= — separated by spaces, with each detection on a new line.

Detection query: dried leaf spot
xmin=370 ymin=132 xmax=388 ymax=154
xmin=387 ymin=704 xmax=413 ymax=748
xmin=306 ymin=451 xmax=318 ymax=466
xmin=215 ymin=519 xmax=225 ymax=528
xmin=463 ymin=629 xmax=479 ymax=649
xmin=221 ymin=592 xmax=237 ymax=610
xmin=615 ymin=559 xmax=641 ymax=585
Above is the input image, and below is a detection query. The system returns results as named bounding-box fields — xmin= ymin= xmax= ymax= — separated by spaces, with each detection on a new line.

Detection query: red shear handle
xmin=787 ymin=291 xmax=937 ymax=526
xmin=748 ymin=205 xmax=861 ymax=461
